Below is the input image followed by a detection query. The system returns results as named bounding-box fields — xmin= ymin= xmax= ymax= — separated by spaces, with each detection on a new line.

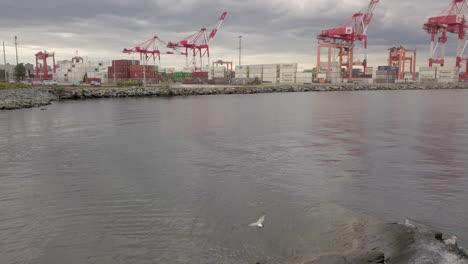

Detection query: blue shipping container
xmin=377 ymin=66 xmax=391 ymax=71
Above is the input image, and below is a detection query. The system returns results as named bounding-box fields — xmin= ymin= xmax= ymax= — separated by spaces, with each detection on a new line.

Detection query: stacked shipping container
xmin=279 ymin=63 xmax=297 ymax=83
xmin=438 ymin=67 xmax=459 ymax=83
xmin=54 ymin=60 xmax=111 ymax=84
xmin=108 ymin=60 xmax=159 ymax=83
xmin=108 ymin=60 xmax=133 ymax=82
xmin=419 ymin=66 xmax=437 ymax=83
xmin=296 ymin=72 xmax=313 ymax=84
xmin=263 ymin=64 xmax=278 ymax=83
xmin=129 ymin=65 xmax=159 ymax=83
xmin=192 ymin=71 xmax=209 ymax=83
xmin=235 ymin=65 xmax=248 ymax=78
xmin=249 ymin=65 xmax=263 ymax=79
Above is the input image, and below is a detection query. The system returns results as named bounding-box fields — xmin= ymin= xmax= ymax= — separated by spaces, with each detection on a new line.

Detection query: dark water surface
xmin=1 ymin=90 xmax=468 ymax=263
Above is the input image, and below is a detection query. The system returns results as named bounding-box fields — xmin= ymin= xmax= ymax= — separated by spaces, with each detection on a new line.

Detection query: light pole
xmin=2 ymin=41 xmax=7 ymax=82
xmin=238 ymin=35 xmax=242 ymax=66
xmin=14 ymin=36 xmax=18 ymax=65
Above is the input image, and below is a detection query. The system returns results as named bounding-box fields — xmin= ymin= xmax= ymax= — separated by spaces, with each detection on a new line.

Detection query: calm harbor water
xmin=1 ymin=90 xmax=468 ymax=263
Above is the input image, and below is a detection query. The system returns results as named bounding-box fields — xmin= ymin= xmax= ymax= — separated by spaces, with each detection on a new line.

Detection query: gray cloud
xmin=0 ymin=0 xmax=463 ymax=68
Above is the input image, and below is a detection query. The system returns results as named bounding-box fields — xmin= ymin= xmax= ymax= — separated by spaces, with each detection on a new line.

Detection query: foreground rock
xmin=309 ymin=222 xmax=468 ymax=264
xmin=0 ymin=88 xmax=58 ymax=110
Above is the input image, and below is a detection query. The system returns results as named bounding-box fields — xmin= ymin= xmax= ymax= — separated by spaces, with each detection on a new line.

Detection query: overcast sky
xmin=0 ymin=0 xmax=460 ymax=70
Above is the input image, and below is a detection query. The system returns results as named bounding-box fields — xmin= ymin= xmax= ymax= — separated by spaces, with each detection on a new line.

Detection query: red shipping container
xmin=192 ymin=72 xmax=208 ymax=78
xmin=131 ymin=72 xmax=144 ymax=78
xmin=129 ymin=65 xmax=143 ymax=72
xmin=110 ymin=72 xmax=130 ymax=79
xmin=112 ymin=60 xmax=131 ymax=67
xmin=145 ymin=65 xmax=156 ymax=72
xmin=87 ymin=78 xmax=102 ymax=83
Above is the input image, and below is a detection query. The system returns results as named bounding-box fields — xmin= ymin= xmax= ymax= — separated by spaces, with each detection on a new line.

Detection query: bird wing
xmin=248 ymin=215 xmax=265 ymax=227
xmin=258 ymin=215 xmax=265 ymax=225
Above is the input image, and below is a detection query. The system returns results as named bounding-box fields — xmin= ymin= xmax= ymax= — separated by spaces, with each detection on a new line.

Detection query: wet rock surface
xmin=308 ymin=222 xmax=468 ymax=264
xmin=0 ymin=88 xmax=58 ymax=110
xmin=56 ymin=83 xmax=468 ymax=100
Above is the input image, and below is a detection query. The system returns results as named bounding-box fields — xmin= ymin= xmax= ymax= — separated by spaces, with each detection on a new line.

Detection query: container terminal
xmin=3 ymin=0 xmax=468 ymax=87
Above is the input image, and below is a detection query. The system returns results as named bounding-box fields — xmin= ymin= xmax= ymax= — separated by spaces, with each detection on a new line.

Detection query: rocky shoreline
xmin=0 ymin=88 xmax=58 ymax=110
xmin=2 ymin=83 xmax=468 ymax=110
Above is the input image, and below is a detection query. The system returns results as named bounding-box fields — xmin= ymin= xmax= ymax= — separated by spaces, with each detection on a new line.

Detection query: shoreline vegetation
xmin=1 ymin=83 xmax=468 ymax=110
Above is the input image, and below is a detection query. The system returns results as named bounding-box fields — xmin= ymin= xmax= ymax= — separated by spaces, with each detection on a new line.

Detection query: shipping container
xmin=263 ymin=68 xmax=277 ymax=74
xmin=192 ymin=72 xmax=209 ymax=78
xmin=262 ymin=64 xmax=278 ymax=69
xmin=235 ymin=65 xmax=248 ymax=71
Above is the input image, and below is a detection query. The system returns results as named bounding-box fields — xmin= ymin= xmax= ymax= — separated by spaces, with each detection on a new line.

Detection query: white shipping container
xmin=183 ymin=67 xmax=195 ymax=73
xmin=438 ymin=78 xmax=458 ymax=83
xmin=317 ymin=73 xmax=327 ymax=79
xmin=320 ymin=62 xmax=340 ymax=68
xmin=250 ymin=73 xmax=262 ymax=78
xmin=280 ymin=63 xmax=298 ymax=69
xmin=249 ymin=65 xmax=263 ymax=69
xmin=296 ymin=72 xmax=312 ymax=78
xmin=438 ymin=74 xmax=456 ymax=78
xmin=420 ymin=73 xmax=436 ymax=78
xmin=280 ymin=72 xmax=296 ymax=78
xmin=280 ymin=68 xmax=297 ymax=73
xmin=419 ymin=67 xmax=437 ymax=72
xmin=263 ymin=73 xmax=277 ymax=78
xmin=235 ymin=65 xmax=248 ymax=71
xmin=262 ymin=64 xmax=278 ymax=69
xmin=263 ymin=68 xmax=277 ymax=74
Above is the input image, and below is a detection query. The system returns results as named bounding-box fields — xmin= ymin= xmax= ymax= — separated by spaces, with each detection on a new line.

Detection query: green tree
xmin=14 ymin=63 xmax=26 ymax=81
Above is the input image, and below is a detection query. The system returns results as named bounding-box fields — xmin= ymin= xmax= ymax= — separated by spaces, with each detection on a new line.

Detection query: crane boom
xmin=208 ymin=12 xmax=228 ymax=42
xmin=318 ymin=0 xmax=380 ymax=45
xmin=359 ymin=0 xmax=380 ymax=35
xmin=167 ymin=12 xmax=228 ymax=68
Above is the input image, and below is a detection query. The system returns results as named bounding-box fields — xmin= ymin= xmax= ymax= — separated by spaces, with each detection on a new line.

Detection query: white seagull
xmin=249 ymin=215 xmax=265 ymax=228
xmin=444 ymin=235 xmax=458 ymax=247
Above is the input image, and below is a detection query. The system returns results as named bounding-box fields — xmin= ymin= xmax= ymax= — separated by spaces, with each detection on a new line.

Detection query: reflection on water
xmin=1 ymin=90 xmax=468 ymax=263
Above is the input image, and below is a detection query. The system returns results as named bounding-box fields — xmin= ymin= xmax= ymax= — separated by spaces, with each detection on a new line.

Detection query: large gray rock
xmin=0 ymin=88 xmax=58 ymax=110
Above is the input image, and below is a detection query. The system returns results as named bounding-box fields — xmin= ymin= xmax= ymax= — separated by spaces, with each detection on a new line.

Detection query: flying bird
xmin=249 ymin=215 xmax=265 ymax=228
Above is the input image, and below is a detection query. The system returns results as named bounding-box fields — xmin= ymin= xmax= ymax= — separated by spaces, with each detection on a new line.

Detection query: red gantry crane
xmin=123 ymin=36 xmax=185 ymax=85
xmin=423 ymin=0 xmax=468 ymax=80
xmin=123 ymin=36 xmax=184 ymax=68
xmin=167 ymin=12 xmax=228 ymax=70
xmin=72 ymin=50 xmax=83 ymax=63
xmin=316 ymin=0 xmax=380 ymax=82
xmin=35 ymin=51 xmax=56 ymax=79
xmin=388 ymin=46 xmax=417 ymax=81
